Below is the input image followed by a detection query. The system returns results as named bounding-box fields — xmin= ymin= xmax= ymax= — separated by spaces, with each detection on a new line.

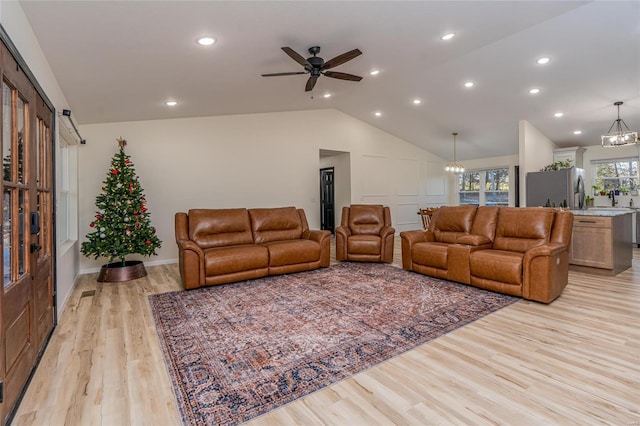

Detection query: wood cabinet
xmin=570 ymin=213 xmax=632 ymax=275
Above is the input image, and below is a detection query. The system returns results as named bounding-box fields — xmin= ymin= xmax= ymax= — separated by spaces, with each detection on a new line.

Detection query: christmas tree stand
xmin=97 ymin=260 xmax=147 ymax=282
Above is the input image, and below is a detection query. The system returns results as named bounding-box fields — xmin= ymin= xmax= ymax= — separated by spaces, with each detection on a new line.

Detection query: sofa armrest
xmin=380 ymin=226 xmax=395 ymax=238
xmin=302 ymin=229 xmax=331 ymax=267
xmin=176 ymin=239 xmax=205 ymax=289
xmin=456 ymin=234 xmax=492 ymax=246
xmin=523 ymin=242 xmax=566 ymax=262
xmin=302 ymin=229 xmax=331 ymax=243
xmin=399 ymin=230 xmax=430 ymax=270
xmin=380 ymin=226 xmax=396 ymax=263
xmin=522 ymin=243 xmax=570 ymax=303
xmin=335 ymin=226 xmax=351 ymax=261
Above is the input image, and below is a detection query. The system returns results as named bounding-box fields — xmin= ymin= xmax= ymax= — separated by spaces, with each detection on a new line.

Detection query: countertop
xmin=571 ymin=208 xmax=635 ymax=217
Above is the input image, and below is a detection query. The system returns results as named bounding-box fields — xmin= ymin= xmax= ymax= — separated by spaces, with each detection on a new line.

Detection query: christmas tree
xmin=81 ymin=137 xmax=162 ymax=265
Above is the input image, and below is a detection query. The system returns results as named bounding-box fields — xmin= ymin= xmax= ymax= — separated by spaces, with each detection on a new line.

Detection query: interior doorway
xmin=320 ymin=167 xmax=334 ymax=232
xmin=319 ymin=149 xmax=350 ymax=234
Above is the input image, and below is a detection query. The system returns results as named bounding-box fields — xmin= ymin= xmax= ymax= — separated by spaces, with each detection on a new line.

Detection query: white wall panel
xmin=395 ymin=158 xmax=419 ymax=196
xmin=362 ymin=155 xmax=389 ymax=196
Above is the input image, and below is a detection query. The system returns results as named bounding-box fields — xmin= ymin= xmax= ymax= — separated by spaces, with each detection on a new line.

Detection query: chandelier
xmin=601 ymin=101 xmax=638 ymax=147
xmin=444 ymin=132 xmax=465 ymax=173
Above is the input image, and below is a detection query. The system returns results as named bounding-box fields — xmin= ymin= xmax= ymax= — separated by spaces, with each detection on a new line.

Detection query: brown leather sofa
xmin=400 ymin=206 xmax=573 ymax=303
xmin=175 ymin=206 xmax=331 ymax=289
xmin=335 ymin=204 xmax=395 ymax=263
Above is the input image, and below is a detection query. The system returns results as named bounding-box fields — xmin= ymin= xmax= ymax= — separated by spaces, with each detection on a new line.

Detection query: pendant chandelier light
xmin=601 ymin=101 xmax=638 ymax=147
xmin=444 ymin=132 xmax=465 ymax=173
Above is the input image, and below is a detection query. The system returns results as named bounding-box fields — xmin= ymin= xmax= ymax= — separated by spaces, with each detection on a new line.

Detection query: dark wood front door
xmin=1 ymin=38 xmax=55 ymax=424
xmin=320 ymin=167 xmax=335 ymax=233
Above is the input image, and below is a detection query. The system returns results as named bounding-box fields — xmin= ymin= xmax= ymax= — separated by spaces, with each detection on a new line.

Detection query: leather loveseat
xmin=175 ymin=206 xmax=331 ymax=289
xmin=400 ymin=206 xmax=573 ymax=303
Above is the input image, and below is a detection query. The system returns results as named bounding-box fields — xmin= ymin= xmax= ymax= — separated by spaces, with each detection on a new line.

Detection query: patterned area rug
xmin=149 ymin=262 xmax=518 ymax=426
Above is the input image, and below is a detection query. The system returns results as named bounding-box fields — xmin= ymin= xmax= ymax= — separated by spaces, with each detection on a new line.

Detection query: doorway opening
xmin=319 ymin=149 xmax=351 ymax=234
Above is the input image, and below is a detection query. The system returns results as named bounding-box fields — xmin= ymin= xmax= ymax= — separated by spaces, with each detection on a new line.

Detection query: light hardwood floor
xmin=12 ymin=239 xmax=640 ymax=425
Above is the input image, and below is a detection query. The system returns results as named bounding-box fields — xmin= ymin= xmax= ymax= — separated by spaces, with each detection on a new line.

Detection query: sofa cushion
xmin=189 ymin=208 xmax=253 ymax=249
xmin=470 ymin=206 xmax=500 ymax=242
xmin=249 ymin=207 xmax=303 ymax=244
xmin=204 ymin=244 xmax=269 ymax=276
xmin=348 ymin=205 xmax=385 ymax=235
xmin=470 ymin=249 xmax=523 ymax=285
xmin=432 ymin=205 xmax=477 ymax=243
xmin=261 ymin=239 xmax=320 ymax=267
xmin=347 ymin=235 xmax=382 ymax=255
xmin=493 ymin=208 xmax=554 ymax=253
xmin=412 ymin=242 xmax=448 ymax=269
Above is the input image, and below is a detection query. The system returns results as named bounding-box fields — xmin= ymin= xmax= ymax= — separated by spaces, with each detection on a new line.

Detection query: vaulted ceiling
xmin=19 ymin=1 xmax=640 ymax=161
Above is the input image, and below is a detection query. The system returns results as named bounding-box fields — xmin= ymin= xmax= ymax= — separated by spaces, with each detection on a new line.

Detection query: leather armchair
xmin=335 ymin=204 xmax=395 ymax=263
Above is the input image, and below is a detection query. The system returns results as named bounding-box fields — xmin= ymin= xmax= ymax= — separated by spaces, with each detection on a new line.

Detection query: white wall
xmin=78 ymin=109 xmax=447 ymax=271
xmin=519 ymin=120 xmax=558 ymax=206
xmin=1 ymin=2 xmax=80 ymax=320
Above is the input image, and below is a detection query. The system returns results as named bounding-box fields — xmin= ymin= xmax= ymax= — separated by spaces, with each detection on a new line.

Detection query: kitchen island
xmin=569 ymin=209 xmax=633 ymax=275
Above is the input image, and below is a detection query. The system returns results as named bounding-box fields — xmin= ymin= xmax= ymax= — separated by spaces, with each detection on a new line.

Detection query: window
xmin=592 ymin=158 xmax=638 ymax=193
xmin=57 ymin=128 xmax=78 ymax=246
xmin=458 ymin=167 xmax=509 ymax=206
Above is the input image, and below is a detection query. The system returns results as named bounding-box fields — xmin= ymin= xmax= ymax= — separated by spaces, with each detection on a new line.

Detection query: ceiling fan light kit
xmin=262 ymin=46 xmax=363 ymax=92
xmin=601 ymin=101 xmax=638 ymax=147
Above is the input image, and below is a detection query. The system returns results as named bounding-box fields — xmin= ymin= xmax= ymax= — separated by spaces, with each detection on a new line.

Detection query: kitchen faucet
xmin=609 ymin=190 xmax=618 ymax=206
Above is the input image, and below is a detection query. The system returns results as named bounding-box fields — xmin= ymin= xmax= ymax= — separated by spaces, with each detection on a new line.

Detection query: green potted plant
xmin=585 ymin=195 xmax=594 ymax=207
xmin=592 ymin=184 xmax=605 ymax=196
xmin=620 ymin=186 xmax=629 ymax=196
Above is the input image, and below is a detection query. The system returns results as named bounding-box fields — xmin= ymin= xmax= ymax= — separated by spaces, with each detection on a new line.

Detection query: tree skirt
xmin=149 ymin=262 xmax=518 ymax=426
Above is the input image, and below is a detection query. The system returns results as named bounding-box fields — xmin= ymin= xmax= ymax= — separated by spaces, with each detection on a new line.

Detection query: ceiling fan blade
xmin=305 ymin=76 xmax=318 ymax=92
xmin=261 ymin=71 xmax=308 ymax=77
xmin=323 ymin=71 xmax=363 ymax=81
xmin=321 ymin=49 xmax=362 ymax=70
xmin=281 ymin=47 xmax=312 ymax=69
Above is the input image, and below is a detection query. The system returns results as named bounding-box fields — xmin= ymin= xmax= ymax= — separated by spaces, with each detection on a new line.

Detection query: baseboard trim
xmin=80 ymin=258 xmax=178 ymax=275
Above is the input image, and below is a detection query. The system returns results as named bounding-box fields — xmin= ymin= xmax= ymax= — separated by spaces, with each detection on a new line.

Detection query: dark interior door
xmin=320 ymin=167 xmax=334 ymax=233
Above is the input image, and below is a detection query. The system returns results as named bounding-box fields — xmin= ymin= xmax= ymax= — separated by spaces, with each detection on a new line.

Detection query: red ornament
xmin=129 ymin=183 xmax=133 ymax=193
xmin=125 ymin=159 xmax=130 ymax=164
xmin=141 ymin=206 xmax=147 ymax=213
xmin=90 ymin=222 xmax=95 ymax=228
xmin=133 ymin=210 xmax=138 ymax=215
xmin=112 ymin=169 xmax=118 ymax=175
xmin=95 ymin=214 xmax=101 ymax=220
xmin=145 ymin=240 xmax=151 ymax=245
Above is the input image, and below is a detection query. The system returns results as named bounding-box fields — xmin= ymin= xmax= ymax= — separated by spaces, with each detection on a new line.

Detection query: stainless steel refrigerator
xmin=526 ymin=167 xmax=586 ymax=209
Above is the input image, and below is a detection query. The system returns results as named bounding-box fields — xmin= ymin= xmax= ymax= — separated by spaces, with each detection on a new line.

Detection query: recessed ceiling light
xmin=369 ymin=70 xmax=380 ymax=76
xmin=464 ymin=81 xmax=474 ymax=88
xmin=323 ymin=93 xmax=331 ymax=98
xmin=165 ymin=100 xmax=178 ymax=106
xmin=412 ymin=99 xmax=422 ymax=105
xmin=554 ymin=112 xmax=564 ymax=118
xmin=537 ymin=57 xmax=550 ymax=65
xmin=196 ymin=37 xmax=216 ymax=46
xmin=573 ymin=130 xmax=582 ymax=135
xmin=374 ymin=111 xmax=382 ymax=117
xmin=529 ymin=88 xmax=541 ymax=94
xmin=441 ymin=33 xmax=455 ymax=41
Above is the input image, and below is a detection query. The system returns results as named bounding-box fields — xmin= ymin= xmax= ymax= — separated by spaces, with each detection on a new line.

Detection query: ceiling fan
xmin=262 ymin=46 xmax=363 ymax=92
